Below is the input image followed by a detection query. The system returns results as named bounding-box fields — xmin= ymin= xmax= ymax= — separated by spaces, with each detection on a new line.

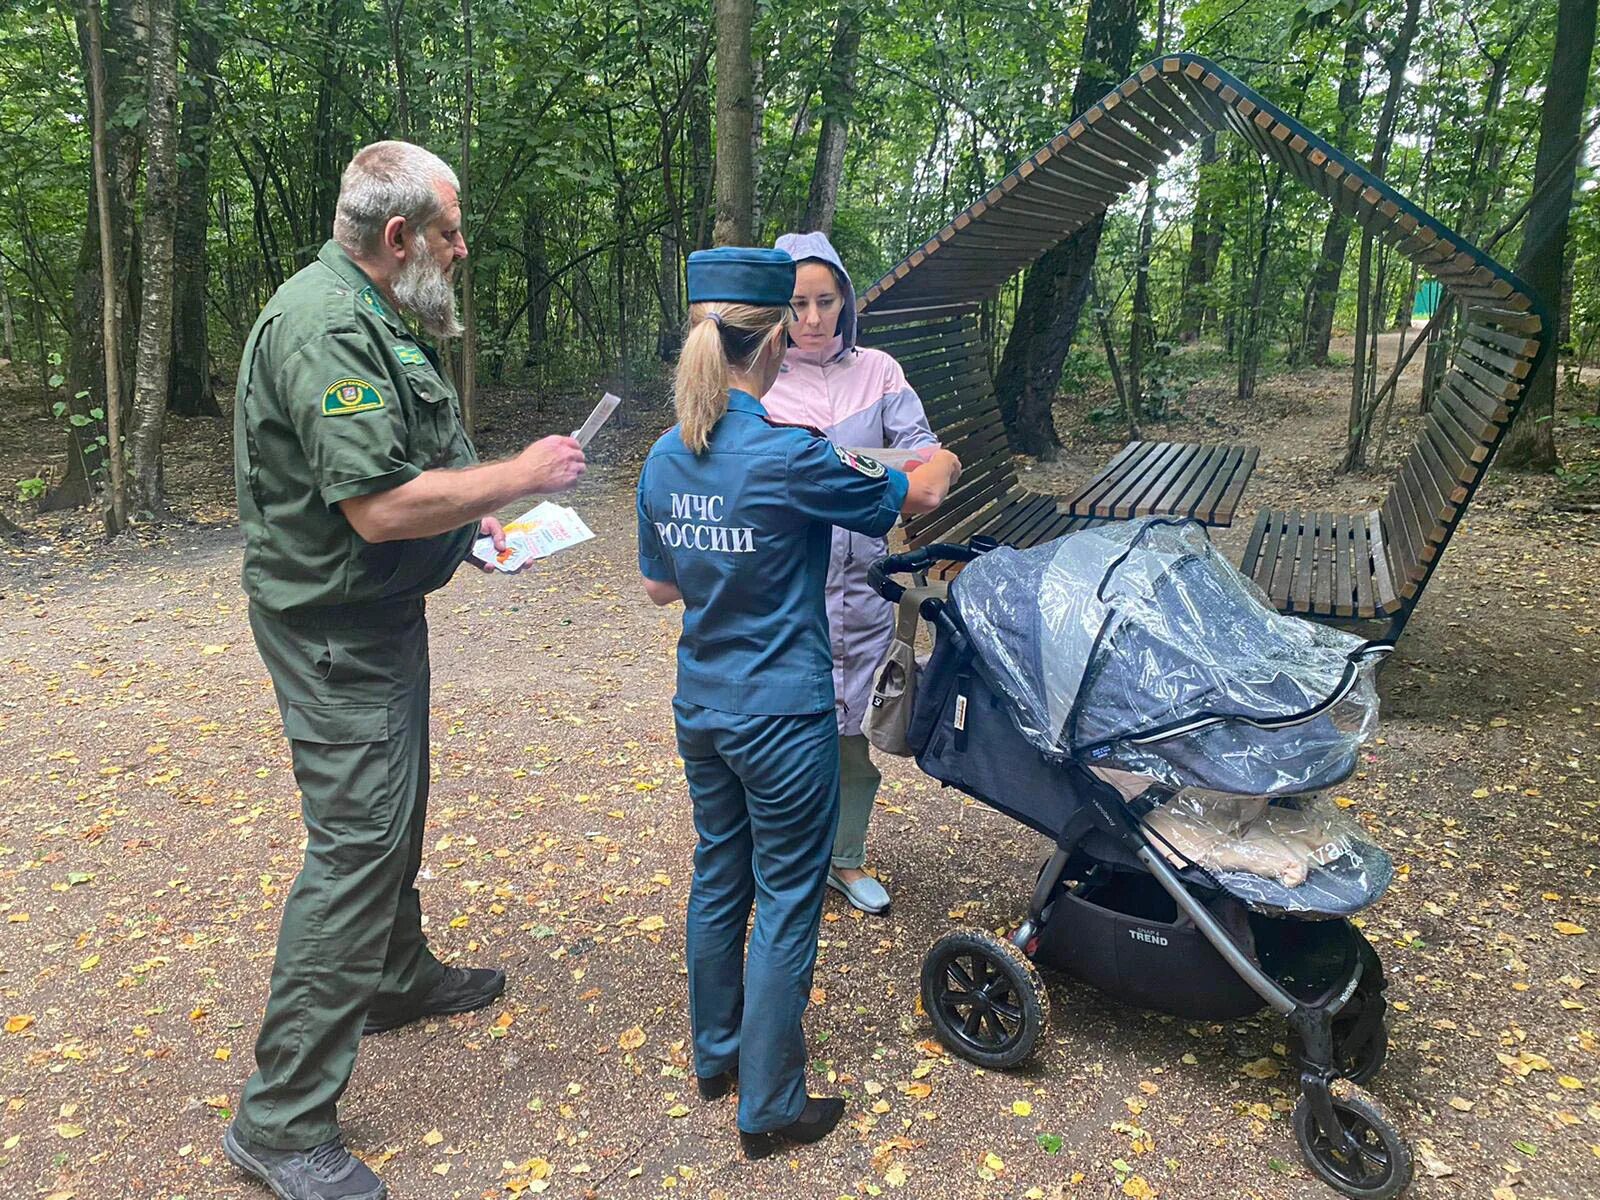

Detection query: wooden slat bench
xmin=1237 ymin=313 xmax=1543 ymax=639
xmin=855 ymin=53 xmax=1551 ymax=643
xmin=1062 ymin=440 xmax=1259 ymax=525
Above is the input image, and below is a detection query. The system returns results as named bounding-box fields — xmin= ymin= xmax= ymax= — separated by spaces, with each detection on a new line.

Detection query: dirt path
xmin=0 ymin=362 xmax=1596 ymax=1200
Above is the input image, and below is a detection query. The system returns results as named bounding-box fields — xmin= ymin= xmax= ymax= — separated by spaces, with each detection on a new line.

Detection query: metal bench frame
xmin=857 ymin=53 xmax=1552 ymax=640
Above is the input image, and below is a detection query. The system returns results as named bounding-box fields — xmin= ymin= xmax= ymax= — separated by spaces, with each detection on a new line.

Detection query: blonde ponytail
xmin=674 ymin=302 xmax=789 ymax=453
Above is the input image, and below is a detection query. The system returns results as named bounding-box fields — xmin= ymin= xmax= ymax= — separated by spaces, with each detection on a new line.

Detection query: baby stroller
xmin=870 ymin=519 xmax=1410 ymax=1199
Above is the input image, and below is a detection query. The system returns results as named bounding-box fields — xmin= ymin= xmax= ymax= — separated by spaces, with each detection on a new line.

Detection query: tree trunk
xmin=992 ymin=0 xmax=1143 ymax=459
xmin=48 ymin=0 xmax=144 ymax=515
xmin=456 ymin=0 xmax=477 ymax=434
xmin=0 ymin=277 xmax=16 ymax=368
xmin=711 ymin=0 xmax=755 ymax=246
xmin=689 ymin=42 xmax=714 ymax=251
xmin=522 ymin=200 xmax=550 ymax=368
xmin=1128 ymin=177 xmax=1156 ymax=413
xmin=1343 ymin=0 xmax=1420 ymax=471
xmin=1301 ymin=24 xmax=1366 ymax=365
xmin=1501 ymin=0 xmax=1598 ymax=471
xmin=168 ymin=19 xmax=221 ymax=418
xmin=800 ymin=1 xmax=861 ymax=235
xmin=1239 ymin=167 xmax=1285 ymax=403
xmin=127 ymin=0 xmax=180 ymax=522
xmin=1176 ymin=131 xmax=1219 ymax=341
xmin=382 ymin=0 xmax=410 ymax=137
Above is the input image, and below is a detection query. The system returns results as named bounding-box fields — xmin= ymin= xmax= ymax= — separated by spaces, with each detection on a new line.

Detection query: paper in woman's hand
xmin=842 ymin=444 xmax=939 ymax=471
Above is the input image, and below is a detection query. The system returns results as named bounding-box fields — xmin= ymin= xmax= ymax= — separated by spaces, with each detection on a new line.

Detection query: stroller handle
xmin=868 ymin=536 xmax=999 ymax=603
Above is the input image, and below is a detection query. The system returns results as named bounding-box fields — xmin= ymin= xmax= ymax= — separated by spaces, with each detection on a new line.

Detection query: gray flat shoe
xmin=827 ymin=869 xmax=891 ymax=915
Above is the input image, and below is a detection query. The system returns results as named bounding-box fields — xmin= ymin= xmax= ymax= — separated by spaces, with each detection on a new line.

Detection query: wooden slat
xmin=1312 ymin=513 xmax=1334 ymax=615
xmin=1458 ymin=335 xmax=1532 ymax=380
xmin=1368 ymin=512 xmax=1401 ymax=614
xmin=989 ymin=494 xmax=1057 ymax=545
xmin=1193 ymin=445 xmax=1247 ymax=523
xmin=1211 ymin=446 xmax=1260 ymax=525
xmin=1453 ymin=352 xmax=1520 ymax=402
xmin=1066 ymin=442 xmax=1148 ymax=517
xmin=1108 ymin=443 xmax=1186 ymax=517
xmin=1261 ymin=511 xmax=1293 ymax=607
xmin=1332 ymin=513 xmax=1354 ymax=617
xmin=1424 ymin=400 xmax=1481 ymax=471
xmin=857 ymin=316 xmax=973 ymax=350
xmin=1412 ymin=424 xmax=1467 ymax=509
xmin=1421 ymin=415 xmax=1473 ymax=500
xmin=1134 ymin=443 xmax=1202 ymax=516
xmin=1462 ymin=321 xmax=1539 ymax=359
xmin=1443 ymin=367 xmax=1513 ymax=426
xmin=1290 ymin=514 xmax=1316 ymax=612
xmin=1352 ymin=513 xmax=1375 ymax=618
xmin=1163 ymin=444 xmax=1226 ymax=518
xmin=1435 ymin=381 xmax=1498 ymax=450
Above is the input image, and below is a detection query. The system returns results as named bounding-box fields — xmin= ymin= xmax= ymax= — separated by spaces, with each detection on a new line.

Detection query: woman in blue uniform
xmin=637 ymin=247 xmax=960 ymax=1157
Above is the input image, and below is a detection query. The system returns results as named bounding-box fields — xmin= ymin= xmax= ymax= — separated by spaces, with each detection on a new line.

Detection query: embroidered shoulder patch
xmin=395 ymin=344 xmax=427 ymax=366
xmin=358 ymin=286 xmax=390 ymax=320
xmin=322 ymin=379 xmax=385 ymax=416
xmin=833 ymin=443 xmax=885 ymax=478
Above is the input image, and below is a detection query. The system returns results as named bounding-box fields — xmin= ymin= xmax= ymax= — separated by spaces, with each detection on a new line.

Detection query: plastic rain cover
xmin=948 ymin=518 xmax=1386 ymax=796
xmin=1144 ymin=791 xmax=1394 ymax=915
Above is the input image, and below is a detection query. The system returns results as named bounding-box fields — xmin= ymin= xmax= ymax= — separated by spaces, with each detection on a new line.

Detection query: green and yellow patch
xmin=321 ymin=378 xmax=385 ymax=416
xmin=358 ymin=286 xmax=390 ymax=320
xmin=394 ymin=344 xmax=427 ymax=366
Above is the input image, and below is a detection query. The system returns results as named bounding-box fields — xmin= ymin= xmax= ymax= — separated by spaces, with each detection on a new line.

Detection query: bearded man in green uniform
xmin=223 ymin=140 xmax=585 ymax=1200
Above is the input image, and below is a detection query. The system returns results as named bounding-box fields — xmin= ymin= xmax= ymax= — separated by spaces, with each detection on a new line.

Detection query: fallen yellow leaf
xmin=4 ymin=1015 xmax=35 ymax=1034
xmin=422 ymin=1128 xmax=444 ymax=1146
xmin=637 ymin=915 xmax=666 ymax=933
xmin=1554 ymin=921 xmax=1588 ymax=936
xmin=1011 ymin=1100 xmax=1032 ymax=1117
xmin=618 ymin=1026 xmax=646 ymax=1051
xmin=1448 ymin=1097 xmax=1474 ymax=1111
xmin=1240 ymin=1057 xmax=1280 ymax=1080
xmin=1558 ymin=1076 xmax=1585 ymax=1090
xmin=55 ymin=1124 xmax=85 ymax=1139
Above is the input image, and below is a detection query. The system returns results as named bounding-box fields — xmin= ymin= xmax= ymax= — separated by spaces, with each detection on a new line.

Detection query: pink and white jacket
xmin=763 ymin=231 xmax=939 ymax=736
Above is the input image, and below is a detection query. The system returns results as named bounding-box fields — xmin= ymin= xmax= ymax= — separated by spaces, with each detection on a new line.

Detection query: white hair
xmin=333 ymin=141 xmax=460 ymax=257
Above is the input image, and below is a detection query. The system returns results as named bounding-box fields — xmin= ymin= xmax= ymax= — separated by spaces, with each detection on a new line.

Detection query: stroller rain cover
xmin=949 ymin=518 xmax=1386 ymax=797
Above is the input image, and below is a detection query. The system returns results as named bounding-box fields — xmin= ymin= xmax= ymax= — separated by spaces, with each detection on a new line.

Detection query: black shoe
xmin=697 ymin=1057 xmax=738 ymax=1101
xmin=739 ymin=1097 xmax=846 ymax=1159
xmin=362 ymin=966 xmax=506 ymax=1035
xmin=222 ymin=1121 xmax=387 ymax=1200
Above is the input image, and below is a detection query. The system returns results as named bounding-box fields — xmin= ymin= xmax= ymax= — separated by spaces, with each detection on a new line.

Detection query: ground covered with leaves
xmin=0 ymin=350 xmax=1596 ymax=1200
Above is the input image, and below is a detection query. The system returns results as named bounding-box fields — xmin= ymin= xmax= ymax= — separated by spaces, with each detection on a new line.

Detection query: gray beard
xmin=392 ymin=252 xmax=463 ymax=339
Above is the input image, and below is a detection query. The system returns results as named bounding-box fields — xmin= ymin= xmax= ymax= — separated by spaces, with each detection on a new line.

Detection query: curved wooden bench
xmin=856 ymin=52 xmax=1551 ymax=641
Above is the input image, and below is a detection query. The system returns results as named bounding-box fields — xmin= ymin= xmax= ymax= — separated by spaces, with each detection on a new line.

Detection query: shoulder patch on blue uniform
xmin=832 ymin=443 xmax=885 ymax=478
xmin=395 ymin=344 xmax=427 ymax=365
xmin=322 ymin=378 xmax=385 ymax=416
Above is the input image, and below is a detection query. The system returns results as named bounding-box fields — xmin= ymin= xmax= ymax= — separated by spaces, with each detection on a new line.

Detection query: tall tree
xmin=47 ymin=0 xmax=144 ymax=514
xmin=712 ymin=0 xmax=755 ymax=245
xmin=457 ymin=0 xmax=477 ymax=433
xmin=126 ymin=0 xmax=180 ymax=519
xmin=1343 ymin=0 xmax=1420 ymax=470
xmin=1300 ymin=21 xmax=1367 ymax=366
xmin=1176 ymin=131 xmax=1220 ymax=341
xmin=800 ymin=0 xmax=862 ymax=235
xmin=168 ymin=13 xmax=221 ymax=417
xmin=992 ymin=0 xmax=1143 ymax=458
xmin=1500 ymin=0 xmax=1598 ymax=471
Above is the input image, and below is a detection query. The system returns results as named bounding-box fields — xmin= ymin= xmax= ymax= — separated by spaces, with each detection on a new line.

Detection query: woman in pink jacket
xmin=762 ymin=231 xmax=951 ymax=915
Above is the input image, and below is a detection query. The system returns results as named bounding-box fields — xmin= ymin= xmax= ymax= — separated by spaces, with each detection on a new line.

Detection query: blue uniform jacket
xmin=637 ymin=389 xmax=910 ymax=716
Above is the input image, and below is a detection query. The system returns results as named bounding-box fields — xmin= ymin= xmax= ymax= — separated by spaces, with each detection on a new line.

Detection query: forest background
xmin=0 ymin=0 xmax=1596 ymax=533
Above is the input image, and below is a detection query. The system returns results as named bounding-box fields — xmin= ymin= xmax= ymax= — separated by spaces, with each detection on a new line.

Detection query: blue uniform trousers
xmin=672 ymin=700 xmax=840 ymax=1134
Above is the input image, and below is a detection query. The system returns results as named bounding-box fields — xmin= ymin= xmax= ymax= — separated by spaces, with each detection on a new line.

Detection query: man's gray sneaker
xmin=362 ymin=965 xmax=507 ymax=1035
xmin=223 ymin=1121 xmax=387 ymax=1200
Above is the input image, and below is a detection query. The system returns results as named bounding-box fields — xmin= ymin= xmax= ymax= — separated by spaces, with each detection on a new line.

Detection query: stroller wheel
xmin=1292 ymin=1080 xmax=1413 ymax=1199
xmin=920 ymin=928 xmax=1048 ymax=1069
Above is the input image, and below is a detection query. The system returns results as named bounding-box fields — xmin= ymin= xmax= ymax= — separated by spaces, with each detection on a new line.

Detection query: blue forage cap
xmin=686 ymin=246 xmax=796 ymax=307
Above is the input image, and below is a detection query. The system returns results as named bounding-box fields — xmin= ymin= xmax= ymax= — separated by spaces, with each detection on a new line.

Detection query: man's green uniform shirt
xmin=235 ymin=240 xmax=479 ymax=614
